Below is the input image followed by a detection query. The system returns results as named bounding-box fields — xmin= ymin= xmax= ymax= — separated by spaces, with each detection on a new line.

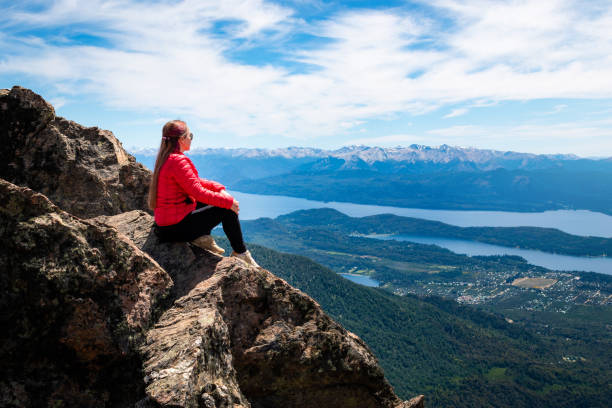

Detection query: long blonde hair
xmin=148 ymin=120 xmax=189 ymax=210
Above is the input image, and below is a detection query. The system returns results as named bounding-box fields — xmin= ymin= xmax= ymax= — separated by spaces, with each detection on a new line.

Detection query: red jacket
xmin=154 ymin=152 xmax=234 ymax=226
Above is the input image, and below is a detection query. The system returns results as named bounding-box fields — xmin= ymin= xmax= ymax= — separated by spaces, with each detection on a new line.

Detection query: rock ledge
xmin=0 ymin=86 xmax=424 ymax=407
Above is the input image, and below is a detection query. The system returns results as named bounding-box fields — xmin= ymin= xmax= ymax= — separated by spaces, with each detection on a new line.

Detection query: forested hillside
xmin=234 ymin=167 xmax=612 ymax=215
xmin=216 ymin=240 xmax=612 ymax=407
xmin=277 ymin=208 xmax=612 ymax=256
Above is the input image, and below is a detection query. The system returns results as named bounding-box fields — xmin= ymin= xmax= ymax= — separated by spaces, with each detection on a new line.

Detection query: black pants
xmin=155 ymin=202 xmax=247 ymax=253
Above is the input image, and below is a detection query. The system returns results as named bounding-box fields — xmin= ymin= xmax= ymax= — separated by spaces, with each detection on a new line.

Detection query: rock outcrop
xmin=98 ymin=211 xmax=419 ymax=408
xmin=0 ymin=179 xmax=172 ymax=407
xmin=0 ymin=87 xmax=424 ymax=408
xmin=0 ymin=86 xmax=151 ymax=218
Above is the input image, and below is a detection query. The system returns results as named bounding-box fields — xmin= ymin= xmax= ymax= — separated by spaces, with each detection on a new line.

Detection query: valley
xmin=238 ymin=209 xmax=611 ymax=313
xmin=138 ymin=146 xmax=612 ymax=406
xmin=212 ymin=238 xmax=612 ymax=407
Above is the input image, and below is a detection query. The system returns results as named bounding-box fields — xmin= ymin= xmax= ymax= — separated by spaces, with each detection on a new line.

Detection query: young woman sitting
xmin=148 ymin=120 xmax=259 ymax=267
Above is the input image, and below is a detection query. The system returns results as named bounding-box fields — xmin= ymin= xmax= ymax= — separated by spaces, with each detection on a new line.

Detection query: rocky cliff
xmin=0 ymin=179 xmax=171 ymax=407
xmin=0 ymin=86 xmax=424 ymax=408
xmin=0 ymin=87 xmax=151 ymax=218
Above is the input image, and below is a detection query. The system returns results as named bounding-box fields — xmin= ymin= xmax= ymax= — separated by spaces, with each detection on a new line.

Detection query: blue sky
xmin=2 ymin=0 xmax=612 ymax=156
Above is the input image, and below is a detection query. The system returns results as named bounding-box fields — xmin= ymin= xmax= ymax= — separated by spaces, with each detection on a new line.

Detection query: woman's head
xmin=148 ymin=120 xmax=191 ymax=210
xmin=162 ymin=120 xmax=188 ymax=139
xmin=162 ymin=120 xmax=192 ymax=153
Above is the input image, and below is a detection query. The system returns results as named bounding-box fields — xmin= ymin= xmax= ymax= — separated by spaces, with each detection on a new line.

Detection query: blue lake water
xmin=229 ymin=191 xmax=612 ymax=275
xmin=339 ymin=274 xmax=381 ymax=287
xmin=230 ymin=191 xmax=612 ymax=238
xmin=366 ymin=234 xmax=612 ymax=276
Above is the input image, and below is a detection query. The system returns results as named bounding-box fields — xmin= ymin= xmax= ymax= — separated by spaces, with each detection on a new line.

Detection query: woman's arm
xmin=171 ymin=157 xmax=234 ymax=209
xmin=200 ymin=178 xmax=225 ymax=192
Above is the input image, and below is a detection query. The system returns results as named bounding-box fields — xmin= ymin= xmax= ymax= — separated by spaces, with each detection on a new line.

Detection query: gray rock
xmin=0 ymin=179 xmax=172 ymax=407
xmin=0 ymin=179 xmax=422 ymax=407
xmin=1 ymin=86 xmax=424 ymax=407
xmin=101 ymin=211 xmax=421 ymax=408
xmin=0 ymin=86 xmax=151 ymax=218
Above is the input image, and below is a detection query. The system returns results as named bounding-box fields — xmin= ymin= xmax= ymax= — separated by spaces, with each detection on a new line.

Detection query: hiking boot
xmin=191 ymin=235 xmax=225 ymax=255
xmin=230 ymin=250 xmax=260 ymax=268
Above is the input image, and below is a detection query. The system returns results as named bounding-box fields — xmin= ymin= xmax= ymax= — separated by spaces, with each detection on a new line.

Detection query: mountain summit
xmin=0 ymin=86 xmax=423 ymax=408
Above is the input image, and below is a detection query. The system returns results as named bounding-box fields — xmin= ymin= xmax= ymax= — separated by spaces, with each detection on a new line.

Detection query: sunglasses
xmin=187 ymin=132 xmax=193 ymax=140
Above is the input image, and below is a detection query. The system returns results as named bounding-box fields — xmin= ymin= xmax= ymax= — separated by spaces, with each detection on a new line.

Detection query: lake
xmin=365 ymin=234 xmax=612 ymax=276
xmin=339 ymin=274 xmax=381 ymax=287
xmin=230 ymin=191 xmax=612 ymax=238
xmin=228 ymin=191 xmax=612 ymax=275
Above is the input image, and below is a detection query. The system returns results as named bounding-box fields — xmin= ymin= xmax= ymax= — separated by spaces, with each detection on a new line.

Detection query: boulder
xmin=0 ymin=86 xmax=151 ymax=218
xmin=0 ymin=179 xmax=172 ymax=407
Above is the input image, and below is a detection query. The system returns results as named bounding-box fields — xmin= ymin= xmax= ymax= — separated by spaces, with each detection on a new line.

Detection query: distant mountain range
xmin=133 ymin=145 xmax=612 ymax=215
xmin=134 ymin=144 xmax=606 ymax=170
xmin=134 ymin=144 xmax=612 ymax=177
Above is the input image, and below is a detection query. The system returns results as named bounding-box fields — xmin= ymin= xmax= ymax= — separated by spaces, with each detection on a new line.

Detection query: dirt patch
xmin=512 ymin=277 xmax=557 ymax=289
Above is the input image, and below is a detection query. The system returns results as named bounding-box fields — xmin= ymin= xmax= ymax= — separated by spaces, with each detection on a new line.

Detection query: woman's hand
xmin=231 ymin=199 xmax=240 ymax=215
xmin=220 ymin=189 xmax=233 ymax=199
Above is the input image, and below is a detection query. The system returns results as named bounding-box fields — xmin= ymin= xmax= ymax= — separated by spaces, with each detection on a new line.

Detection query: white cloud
xmin=470 ymin=100 xmax=499 ymax=108
xmin=444 ymin=108 xmax=469 ymax=118
xmin=49 ymin=96 xmax=67 ymax=109
xmin=340 ymin=120 xmax=365 ymax=129
xmin=537 ymin=104 xmax=568 ymax=115
xmin=426 ymin=121 xmax=612 ymax=156
xmin=1 ymin=0 xmax=612 ymax=146
xmin=428 ymin=122 xmax=612 ymax=140
xmin=428 ymin=125 xmax=487 ymax=138
xmin=345 ymin=134 xmax=421 ymax=146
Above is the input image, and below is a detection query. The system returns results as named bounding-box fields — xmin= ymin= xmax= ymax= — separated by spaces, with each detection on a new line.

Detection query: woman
xmin=148 ymin=120 xmax=259 ymax=267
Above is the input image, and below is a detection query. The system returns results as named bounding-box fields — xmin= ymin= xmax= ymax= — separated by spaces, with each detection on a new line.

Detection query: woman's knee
xmin=222 ymin=208 xmax=239 ymax=220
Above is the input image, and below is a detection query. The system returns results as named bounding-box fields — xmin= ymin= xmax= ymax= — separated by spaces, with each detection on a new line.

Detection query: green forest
xmin=210 ymin=208 xmax=612 ymax=406
xmin=214 ymin=238 xmax=612 ymax=407
xmin=276 ymin=208 xmax=612 ymax=257
xmin=240 ymin=214 xmax=552 ymax=285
